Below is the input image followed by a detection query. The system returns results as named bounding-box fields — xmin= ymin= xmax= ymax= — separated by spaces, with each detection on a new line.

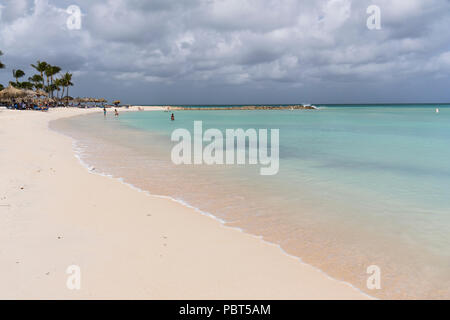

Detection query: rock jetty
xmin=169 ymin=105 xmax=317 ymax=110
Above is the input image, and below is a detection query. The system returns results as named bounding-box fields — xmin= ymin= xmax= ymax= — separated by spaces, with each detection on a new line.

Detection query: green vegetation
xmin=0 ymin=50 xmax=5 ymax=90
xmin=0 ymin=50 xmax=4 ymax=70
xmin=0 ymin=52 xmax=74 ymax=101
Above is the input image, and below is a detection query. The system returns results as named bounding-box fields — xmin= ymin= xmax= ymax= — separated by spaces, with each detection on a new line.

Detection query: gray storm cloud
xmin=0 ymin=0 xmax=449 ymax=104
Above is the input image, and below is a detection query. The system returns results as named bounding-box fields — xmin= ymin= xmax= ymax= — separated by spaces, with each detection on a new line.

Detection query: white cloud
xmin=0 ymin=0 xmax=449 ymax=103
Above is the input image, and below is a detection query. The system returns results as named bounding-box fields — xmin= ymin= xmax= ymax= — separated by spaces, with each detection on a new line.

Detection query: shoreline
xmin=0 ymin=107 xmax=369 ymax=299
xmin=69 ymin=134 xmax=373 ymax=300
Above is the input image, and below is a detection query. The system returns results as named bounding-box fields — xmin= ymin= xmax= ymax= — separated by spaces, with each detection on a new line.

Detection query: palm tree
xmin=61 ymin=72 xmax=74 ymax=105
xmin=54 ymin=78 xmax=64 ymax=99
xmin=44 ymin=66 xmax=52 ymax=94
xmin=31 ymin=60 xmax=48 ymax=89
xmin=57 ymin=76 xmax=66 ymax=99
xmin=29 ymin=74 xmax=44 ymax=90
xmin=19 ymin=81 xmax=34 ymax=90
xmin=0 ymin=50 xmax=5 ymax=70
xmin=45 ymin=65 xmax=61 ymax=97
xmin=12 ymin=69 xmax=25 ymax=83
xmin=0 ymin=51 xmax=4 ymax=91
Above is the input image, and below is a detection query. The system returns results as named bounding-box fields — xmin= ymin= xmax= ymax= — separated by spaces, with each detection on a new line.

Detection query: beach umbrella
xmin=0 ymin=97 xmax=13 ymax=103
xmin=24 ymin=90 xmax=38 ymax=97
xmin=15 ymin=97 xmax=27 ymax=103
xmin=0 ymin=84 xmax=28 ymax=99
xmin=35 ymin=90 xmax=48 ymax=97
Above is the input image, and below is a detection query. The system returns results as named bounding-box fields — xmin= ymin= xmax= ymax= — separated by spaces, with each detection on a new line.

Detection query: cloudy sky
xmin=0 ymin=0 xmax=449 ymax=104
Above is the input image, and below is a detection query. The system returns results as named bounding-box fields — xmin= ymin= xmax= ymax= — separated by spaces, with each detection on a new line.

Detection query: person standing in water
xmin=103 ymin=107 xmax=107 ymax=117
xmin=115 ymin=109 xmax=119 ymax=117
xmin=171 ymin=113 xmax=175 ymax=121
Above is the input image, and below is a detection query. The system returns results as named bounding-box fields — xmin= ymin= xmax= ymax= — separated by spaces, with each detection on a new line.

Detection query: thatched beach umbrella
xmin=24 ymin=90 xmax=38 ymax=97
xmin=35 ymin=90 xmax=48 ymax=97
xmin=0 ymin=84 xmax=28 ymax=99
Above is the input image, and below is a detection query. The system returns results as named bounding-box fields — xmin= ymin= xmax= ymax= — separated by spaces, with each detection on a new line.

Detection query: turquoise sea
xmin=52 ymin=104 xmax=450 ymax=299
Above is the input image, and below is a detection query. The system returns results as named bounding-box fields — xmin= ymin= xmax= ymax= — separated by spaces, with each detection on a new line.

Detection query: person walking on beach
xmin=103 ymin=107 xmax=107 ymax=117
xmin=114 ymin=109 xmax=119 ymax=117
xmin=171 ymin=113 xmax=175 ymax=121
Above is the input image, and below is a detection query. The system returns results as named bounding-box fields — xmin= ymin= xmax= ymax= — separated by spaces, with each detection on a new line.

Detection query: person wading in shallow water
xmin=171 ymin=113 xmax=175 ymax=121
xmin=115 ymin=109 xmax=119 ymax=117
xmin=103 ymin=107 xmax=107 ymax=117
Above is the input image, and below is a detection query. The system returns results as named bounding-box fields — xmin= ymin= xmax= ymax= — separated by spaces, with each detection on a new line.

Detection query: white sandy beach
xmin=0 ymin=107 xmax=368 ymax=299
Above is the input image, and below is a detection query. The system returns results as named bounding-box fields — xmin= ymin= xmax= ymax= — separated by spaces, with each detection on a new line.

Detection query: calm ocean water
xmin=52 ymin=105 xmax=450 ymax=299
